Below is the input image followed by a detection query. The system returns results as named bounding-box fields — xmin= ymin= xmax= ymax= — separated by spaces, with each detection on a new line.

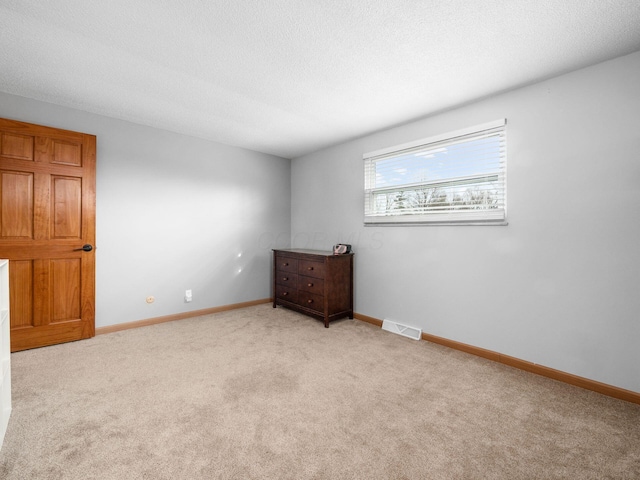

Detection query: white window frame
xmin=363 ymin=119 xmax=507 ymax=226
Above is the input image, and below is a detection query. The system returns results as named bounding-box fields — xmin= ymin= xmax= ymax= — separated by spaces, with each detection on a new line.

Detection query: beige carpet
xmin=0 ymin=304 xmax=638 ymax=479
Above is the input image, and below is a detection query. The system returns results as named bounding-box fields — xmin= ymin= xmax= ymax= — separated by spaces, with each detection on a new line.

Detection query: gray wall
xmin=291 ymin=51 xmax=640 ymax=393
xmin=0 ymin=92 xmax=291 ymax=327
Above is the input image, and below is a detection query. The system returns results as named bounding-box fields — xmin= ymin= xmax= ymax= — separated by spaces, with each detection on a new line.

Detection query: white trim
xmin=363 ymin=119 xmax=506 ymax=160
xmin=364 ymin=220 xmax=509 ymax=227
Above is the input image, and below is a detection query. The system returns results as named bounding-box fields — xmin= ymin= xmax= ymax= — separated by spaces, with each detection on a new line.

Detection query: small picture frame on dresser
xmin=333 ymin=244 xmax=352 ymax=255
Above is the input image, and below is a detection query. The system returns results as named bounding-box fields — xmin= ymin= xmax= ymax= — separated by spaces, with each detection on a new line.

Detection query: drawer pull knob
xmin=307 ymin=267 xmax=313 ymax=271
xmin=307 ymin=299 xmax=313 ymax=304
xmin=308 ymin=283 xmax=313 ymax=287
xmin=282 ymin=292 xmax=288 ymax=296
xmin=283 ymin=262 xmax=289 ymax=267
xmin=283 ymin=277 xmax=288 ymax=281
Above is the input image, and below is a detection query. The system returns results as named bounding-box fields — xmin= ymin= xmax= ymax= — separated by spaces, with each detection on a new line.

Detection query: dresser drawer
xmin=276 ymin=272 xmax=298 ymax=289
xmin=298 ymin=259 xmax=325 ymax=279
xmin=275 ymin=284 xmax=298 ymax=303
xmin=298 ymin=275 xmax=324 ymax=296
xmin=276 ymin=256 xmax=298 ymax=273
xmin=298 ymin=291 xmax=324 ymax=313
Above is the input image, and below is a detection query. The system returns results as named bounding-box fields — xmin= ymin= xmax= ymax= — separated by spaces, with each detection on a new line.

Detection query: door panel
xmin=8 ymin=260 xmax=32 ymax=328
xmin=0 ymin=132 xmax=34 ymax=161
xmin=52 ymin=258 xmax=81 ymax=322
xmin=52 ymin=139 xmax=82 ymax=166
xmin=0 ymin=118 xmax=96 ymax=351
xmin=52 ymin=176 xmax=82 ymax=238
xmin=1 ymin=171 xmax=34 ymax=238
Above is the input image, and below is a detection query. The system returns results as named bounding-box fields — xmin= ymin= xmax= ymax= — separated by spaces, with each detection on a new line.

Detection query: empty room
xmin=0 ymin=1 xmax=639 ymax=479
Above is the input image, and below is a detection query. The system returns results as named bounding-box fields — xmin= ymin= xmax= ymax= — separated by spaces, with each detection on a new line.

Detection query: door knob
xmin=74 ymin=244 xmax=93 ymax=252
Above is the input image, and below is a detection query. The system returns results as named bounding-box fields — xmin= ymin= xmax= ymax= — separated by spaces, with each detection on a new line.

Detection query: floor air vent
xmin=381 ymin=319 xmax=422 ymax=341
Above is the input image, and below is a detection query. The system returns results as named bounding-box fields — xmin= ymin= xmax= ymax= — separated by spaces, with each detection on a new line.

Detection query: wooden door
xmin=0 ymin=118 xmax=96 ymax=352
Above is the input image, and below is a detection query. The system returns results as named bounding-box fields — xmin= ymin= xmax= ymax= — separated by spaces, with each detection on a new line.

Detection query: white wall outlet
xmin=185 ymin=289 xmax=192 ymax=303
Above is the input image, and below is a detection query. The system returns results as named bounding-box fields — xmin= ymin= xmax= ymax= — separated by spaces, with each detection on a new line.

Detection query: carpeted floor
xmin=1 ymin=304 xmax=639 ymax=479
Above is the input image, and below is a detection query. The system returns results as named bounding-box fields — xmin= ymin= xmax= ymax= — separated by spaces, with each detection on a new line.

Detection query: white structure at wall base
xmin=0 ymin=260 xmax=11 ymax=450
xmin=382 ymin=319 xmax=422 ymax=341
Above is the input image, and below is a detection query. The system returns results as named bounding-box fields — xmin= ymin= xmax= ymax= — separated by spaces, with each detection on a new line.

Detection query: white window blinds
xmin=364 ymin=119 xmax=507 ymax=225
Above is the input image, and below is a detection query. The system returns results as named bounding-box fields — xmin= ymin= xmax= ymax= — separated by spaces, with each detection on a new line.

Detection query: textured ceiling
xmin=1 ymin=0 xmax=640 ymax=159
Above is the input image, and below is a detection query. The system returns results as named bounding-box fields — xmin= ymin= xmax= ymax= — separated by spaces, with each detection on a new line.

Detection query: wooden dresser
xmin=273 ymin=249 xmax=353 ymax=327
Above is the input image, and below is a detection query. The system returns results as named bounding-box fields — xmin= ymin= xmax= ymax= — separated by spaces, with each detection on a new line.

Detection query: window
xmin=364 ymin=119 xmax=507 ymax=225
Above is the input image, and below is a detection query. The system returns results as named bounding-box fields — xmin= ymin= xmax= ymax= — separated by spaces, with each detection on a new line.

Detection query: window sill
xmin=363 ymin=220 xmax=509 ymax=227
